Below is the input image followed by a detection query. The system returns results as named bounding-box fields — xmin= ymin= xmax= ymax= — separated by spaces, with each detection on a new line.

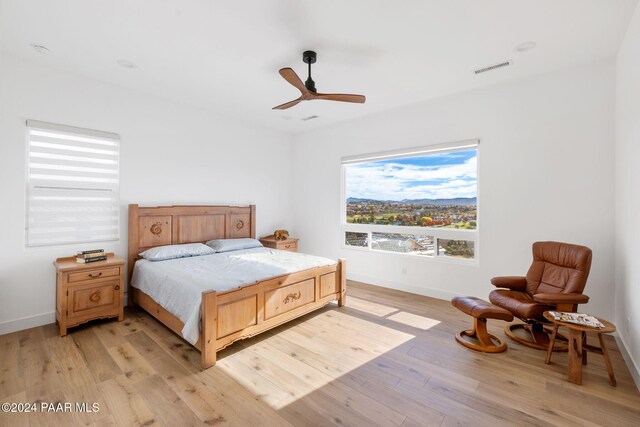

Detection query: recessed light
xmin=30 ymin=44 xmax=49 ymax=54
xmin=514 ymin=41 xmax=536 ymax=53
xmin=116 ymin=59 xmax=136 ymax=69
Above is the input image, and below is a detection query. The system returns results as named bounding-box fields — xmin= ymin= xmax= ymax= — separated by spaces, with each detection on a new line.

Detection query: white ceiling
xmin=1 ymin=0 xmax=637 ymax=133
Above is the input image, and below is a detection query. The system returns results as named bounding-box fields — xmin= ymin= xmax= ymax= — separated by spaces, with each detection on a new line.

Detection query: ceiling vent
xmin=301 ymin=115 xmax=318 ymax=121
xmin=474 ymin=60 xmax=512 ymax=75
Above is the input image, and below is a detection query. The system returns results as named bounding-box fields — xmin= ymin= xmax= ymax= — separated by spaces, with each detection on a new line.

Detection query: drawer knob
xmin=283 ymin=291 xmax=301 ymax=304
xmin=114 ymin=284 xmax=120 ymax=291
xmin=88 ymin=272 xmax=103 ymax=278
xmin=284 ymin=244 xmax=291 ymax=248
xmin=89 ymin=291 xmax=101 ymax=303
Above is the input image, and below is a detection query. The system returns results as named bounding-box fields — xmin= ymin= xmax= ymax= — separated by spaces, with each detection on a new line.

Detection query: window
xmin=26 ymin=120 xmax=120 ymax=247
xmin=342 ymin=140 xmax=478 ymax=261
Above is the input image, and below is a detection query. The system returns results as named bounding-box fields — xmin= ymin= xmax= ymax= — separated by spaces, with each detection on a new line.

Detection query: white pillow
xmin=206 ymin=238 xmax=263 ymax=253
xmin=139 ymin=243 xmax=214 ymax=261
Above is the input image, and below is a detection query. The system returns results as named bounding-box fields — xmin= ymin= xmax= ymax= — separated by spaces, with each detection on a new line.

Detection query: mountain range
xmin=347 ymin=197 xmax=477 ymax=206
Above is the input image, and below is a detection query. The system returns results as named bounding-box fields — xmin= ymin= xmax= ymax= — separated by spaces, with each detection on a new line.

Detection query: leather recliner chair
xmin=489 ymin=241 xmax=592 ymax=350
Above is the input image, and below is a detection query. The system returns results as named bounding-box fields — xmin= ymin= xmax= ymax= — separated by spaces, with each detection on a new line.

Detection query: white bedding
xmin=130 ymin=247 xmax=336 ymax=344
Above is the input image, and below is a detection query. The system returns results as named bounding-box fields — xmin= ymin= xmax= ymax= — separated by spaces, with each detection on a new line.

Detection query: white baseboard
xmin=0 ymin=292 xmax=130 ymax=336
xmin=615 ymin=334 xmax=640 ymax=391
xmin=0 ymin=311 xmax=55 ymax=335
xmin=348 ymin=273 xmax=461 ymax=301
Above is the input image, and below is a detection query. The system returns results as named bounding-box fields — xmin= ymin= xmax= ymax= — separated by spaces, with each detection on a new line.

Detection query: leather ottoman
xmin=452 ymin=296 xmax=514 ymax=353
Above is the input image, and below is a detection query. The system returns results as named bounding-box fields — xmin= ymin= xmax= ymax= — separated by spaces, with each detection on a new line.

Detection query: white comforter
xmin=130 ymin=247 xmax=336 ymax=344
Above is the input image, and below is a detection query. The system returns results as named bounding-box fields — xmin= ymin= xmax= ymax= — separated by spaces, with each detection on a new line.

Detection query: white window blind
xmin=26 ymin=120 xmax=120 ymax=247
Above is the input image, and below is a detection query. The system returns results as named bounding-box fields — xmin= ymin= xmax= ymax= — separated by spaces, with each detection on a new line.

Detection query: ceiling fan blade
xmin=279 ymin=68 xmax=308 ymax=94
xmin=272 ymin=97 xmax=303 ymax=110
xmin=314 ymin=93 xmax=366 ymax=104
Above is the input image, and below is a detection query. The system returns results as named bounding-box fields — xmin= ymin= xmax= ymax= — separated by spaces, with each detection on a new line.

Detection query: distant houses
xmin=345 ymin=232 xmax=368 ymax=247
xmin=346 ymin=200 xmax=477 ymax=229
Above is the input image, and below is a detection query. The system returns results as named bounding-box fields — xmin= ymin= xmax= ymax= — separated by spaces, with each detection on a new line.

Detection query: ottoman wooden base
xmin=456 ymin=318 xmax=507 ymax=353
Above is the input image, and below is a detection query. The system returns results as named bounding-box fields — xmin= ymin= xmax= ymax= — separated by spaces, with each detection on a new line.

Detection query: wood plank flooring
xmin=1 ymin=280 xmax=639 ymax=426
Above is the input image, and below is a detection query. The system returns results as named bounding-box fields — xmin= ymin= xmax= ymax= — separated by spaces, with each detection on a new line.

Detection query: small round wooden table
xmin=543 ymin=311 xmax=616 ymax=386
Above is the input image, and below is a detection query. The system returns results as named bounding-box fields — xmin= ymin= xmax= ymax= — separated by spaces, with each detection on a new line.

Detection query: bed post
xmin=127 ymin=204 xmax=139 ymax=309
xmin=338 ymin=258 xmax=347 ymax=307
xmin=249 ymin=204 xmax=256 ymax=238
xmin=201 ymin=290 xmax=218 ymax=368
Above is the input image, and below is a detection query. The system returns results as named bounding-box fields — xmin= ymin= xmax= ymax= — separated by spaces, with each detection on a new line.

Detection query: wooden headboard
xmin=127 ymin=204 xmax=256 ymax=278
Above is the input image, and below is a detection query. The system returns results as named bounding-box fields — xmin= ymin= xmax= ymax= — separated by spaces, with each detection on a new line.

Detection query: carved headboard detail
xmin=127 ymin=204 xmax=256 ymax=279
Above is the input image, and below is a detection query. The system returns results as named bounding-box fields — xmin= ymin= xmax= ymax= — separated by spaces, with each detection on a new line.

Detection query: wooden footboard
xmin=133 ymin=259 xmax=346 ymax=369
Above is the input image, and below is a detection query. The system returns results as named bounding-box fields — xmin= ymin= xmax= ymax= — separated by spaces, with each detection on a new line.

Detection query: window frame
xmin=340 ymin=139 xmax=479 ymax=264
xmin=25 ymin=120 xmax=121 ymax=249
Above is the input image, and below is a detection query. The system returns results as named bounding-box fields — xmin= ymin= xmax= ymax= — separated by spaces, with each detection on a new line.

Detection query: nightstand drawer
xmin=279 ymin=241 xmax=297 ymax=251
xmin=68 ymin=266 xmax=120 ymax=283
xmin=69 ymin=280 xmax=120 ymax=315
xmin=259 ymin=236 xmax=299 ymax=253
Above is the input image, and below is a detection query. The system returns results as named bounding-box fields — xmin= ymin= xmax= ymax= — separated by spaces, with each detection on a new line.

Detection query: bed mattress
xmin=130 ymin=247 xmax=336 ymax=344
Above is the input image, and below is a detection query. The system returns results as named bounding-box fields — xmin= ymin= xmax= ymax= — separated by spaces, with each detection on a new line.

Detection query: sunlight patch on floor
xmin=347 ymin=295 xmax=401 ymax=316
xmin=215 ymin=310 xmax=414 ymax=409
xmin=386 ymin=311 xmax=441 ymax=330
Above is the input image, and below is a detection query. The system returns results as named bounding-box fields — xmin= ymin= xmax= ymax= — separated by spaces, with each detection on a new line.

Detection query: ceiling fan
xmin=273 ymin=51 xmax=366 ymax=110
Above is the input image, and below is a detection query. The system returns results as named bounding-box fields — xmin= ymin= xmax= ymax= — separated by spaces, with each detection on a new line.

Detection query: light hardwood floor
xmin=1 ymin=281 xmax=639 ymax=426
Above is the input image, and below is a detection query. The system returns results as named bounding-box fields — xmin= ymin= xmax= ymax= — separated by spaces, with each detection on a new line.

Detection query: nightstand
xmin=260 ymin=236 xmax=299 ymax=252
xmin=53 ymin=253 xmax=126 ymax=336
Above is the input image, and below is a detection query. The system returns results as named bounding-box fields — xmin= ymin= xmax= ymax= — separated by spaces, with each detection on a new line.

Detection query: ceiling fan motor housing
xmin=303 ymin=50 xmax=317 ymax=92
xmin=303 ymin=50 xmax=317 ymax=64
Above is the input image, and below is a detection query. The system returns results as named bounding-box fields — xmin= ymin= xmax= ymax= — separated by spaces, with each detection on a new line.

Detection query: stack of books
xmin=76 ymin=249 xmax=107 ymax=264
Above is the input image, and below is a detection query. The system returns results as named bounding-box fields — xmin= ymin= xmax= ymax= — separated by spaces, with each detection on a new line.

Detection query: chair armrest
xmin=533 ymin=293 xmax=590 ymax=305
xmin=490 ymin=276 xmax=527 ymax=291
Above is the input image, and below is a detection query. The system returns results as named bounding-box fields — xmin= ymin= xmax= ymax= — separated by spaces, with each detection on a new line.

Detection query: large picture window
xmin=342 ymin=141 xmax=478 ymax=261
xmin=26 ymin=120 xmax=120 ymax=247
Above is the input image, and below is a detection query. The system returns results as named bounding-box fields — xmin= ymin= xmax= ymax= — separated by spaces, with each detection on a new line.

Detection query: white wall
xmin=0 ymin=56 xmax=294 ymax=334
xmin=0 ymin=54 xmax=622 ymax=346
xmin=615 ymin=3 xmax=640 ymax=385
xmin=293 ymin=60 xmax=616 ymax=319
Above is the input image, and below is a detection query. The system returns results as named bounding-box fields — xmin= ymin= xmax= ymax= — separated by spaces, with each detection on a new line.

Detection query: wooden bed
xmin=128 ymin=204 xmax=346 ymax=369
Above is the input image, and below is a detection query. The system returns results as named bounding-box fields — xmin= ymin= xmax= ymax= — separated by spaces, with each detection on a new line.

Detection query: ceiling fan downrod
xmin=303 ymin=50 xmax=317 ymax=92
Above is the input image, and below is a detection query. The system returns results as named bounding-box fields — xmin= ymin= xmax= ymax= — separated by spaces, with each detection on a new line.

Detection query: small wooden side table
xmin=543 ymin=311 xmax=616 ymax=386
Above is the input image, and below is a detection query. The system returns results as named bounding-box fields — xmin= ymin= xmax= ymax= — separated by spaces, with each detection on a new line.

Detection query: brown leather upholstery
xmin=452 ymin=296 xmax=514 ymax=322
xmin=489 ymin=241 xmax=592 ymax=322
xmin=490 ymin=276 xmax=527 ymax=291
xmin=525 ymin=241 xmax=592 ymax=295
xmin=533 ymin=293 xmax=590 ymax=304
xmin=489 ymin=290 xmax=550 ymax=320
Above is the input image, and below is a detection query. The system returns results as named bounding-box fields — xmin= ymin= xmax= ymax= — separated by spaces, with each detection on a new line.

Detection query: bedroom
xmin=1 ymin=0 xmax=640 ymax=426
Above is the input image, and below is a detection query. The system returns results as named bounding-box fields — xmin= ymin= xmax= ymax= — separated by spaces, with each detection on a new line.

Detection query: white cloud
xmin=345 ymin=156 xmax=477 ymax=200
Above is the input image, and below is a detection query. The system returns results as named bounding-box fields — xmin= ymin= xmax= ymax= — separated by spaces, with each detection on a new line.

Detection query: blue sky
xmin=345 ymin=149 xmax=477 ymax=201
